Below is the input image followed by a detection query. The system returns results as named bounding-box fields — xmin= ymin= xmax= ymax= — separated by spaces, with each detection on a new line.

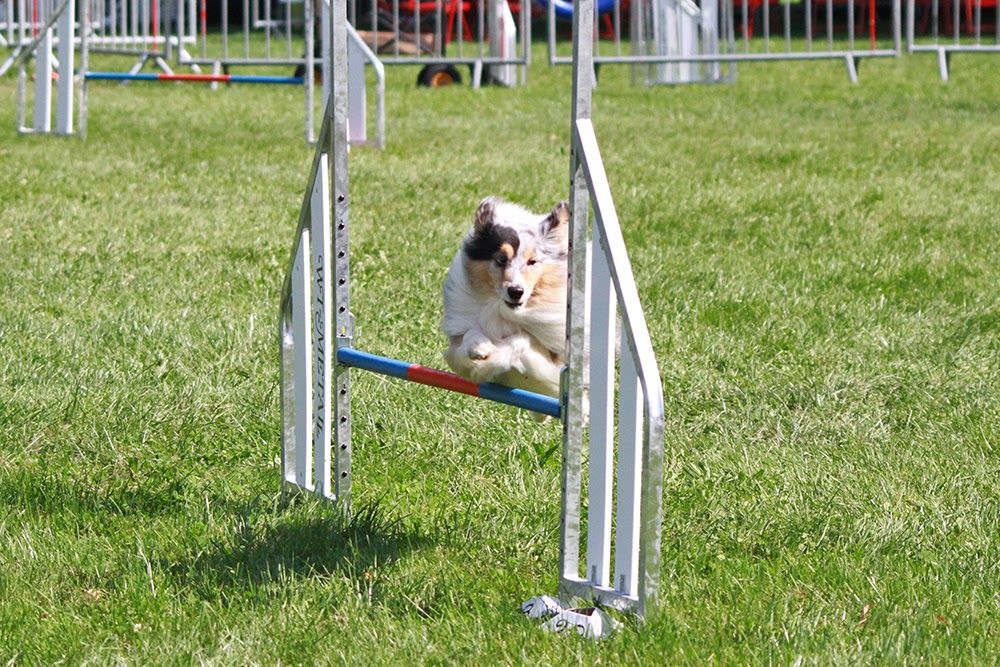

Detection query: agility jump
xmin=337 ymin=348 xmax=562 ymax=418
xmin=12 ymin=0 xmax=385 ymax=147
xmin=280 ymin=0 xmax=665 ymax=619
xmin=84 ymin=72 xmax=305 ymax=85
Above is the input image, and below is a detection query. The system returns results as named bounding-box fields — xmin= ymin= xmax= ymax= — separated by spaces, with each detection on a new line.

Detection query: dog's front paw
xmin=467 ymin=362 xmax=500 ymax=384
xmin=529 ymin=411 xmax=551 ymax=424
xmin=468 ymin=339 xmax=496 ymax=361
xmin=500 ymin=333 xmax=531 ymax=374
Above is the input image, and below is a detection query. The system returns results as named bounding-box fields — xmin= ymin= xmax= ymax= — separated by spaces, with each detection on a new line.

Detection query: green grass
xmin=1 ymin=48 xmax=999 ymax=664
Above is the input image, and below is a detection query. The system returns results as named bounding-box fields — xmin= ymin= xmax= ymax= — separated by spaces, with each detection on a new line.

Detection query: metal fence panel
xmin=347 ymin=0 xmax=529 ymax=86
xmin=906 ymin=0 xmax=998 ymax=79
xmin=548 ymin=0 xmax=904 ymax=82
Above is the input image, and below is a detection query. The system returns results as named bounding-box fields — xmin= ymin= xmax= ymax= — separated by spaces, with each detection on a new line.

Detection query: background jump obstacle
xmin=9 ymin=0 xmax=385 ymax=146
xmin=280 ymin=0 xmax=666 ymax=619
xmin=84 ymin=71 xmax=304 ymax=85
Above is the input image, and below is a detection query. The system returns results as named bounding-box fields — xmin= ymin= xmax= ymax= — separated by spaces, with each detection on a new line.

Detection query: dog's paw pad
xmin=468 ymin=341 xmax=495 ymax=361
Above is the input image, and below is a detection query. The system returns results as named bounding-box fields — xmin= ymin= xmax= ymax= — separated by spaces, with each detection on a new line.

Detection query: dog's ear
xmin=474 ymin=197 xmax=496 ymax=234
xmin=541 ymin=201 xmax=570 ymax=245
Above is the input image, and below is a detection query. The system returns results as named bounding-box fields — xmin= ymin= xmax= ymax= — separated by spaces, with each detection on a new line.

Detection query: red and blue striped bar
xmin=337 ymin=347 xmax=562 ymax=419
xmin=85 ymin=72 xmax=304 ymax=85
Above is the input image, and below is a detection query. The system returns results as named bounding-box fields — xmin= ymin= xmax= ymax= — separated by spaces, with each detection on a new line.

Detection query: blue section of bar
xmin=337 ymin=347 xmax=410 ymax=380
xmin=479 ymin=382 xmax=562 ymax=418
xmin=337 ymin=347 xmax=562 ymax=419
xmin=231 ymin=75 xmax=304 ymax=84
xmin=85 ymin=72 xmax=159 ymax=81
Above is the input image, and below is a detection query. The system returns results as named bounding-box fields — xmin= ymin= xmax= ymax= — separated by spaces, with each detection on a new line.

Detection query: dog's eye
xmin=495 ymin=257 xmax=507 ymax=267
xmin=527 ymin=259 xmax=538 ymax=266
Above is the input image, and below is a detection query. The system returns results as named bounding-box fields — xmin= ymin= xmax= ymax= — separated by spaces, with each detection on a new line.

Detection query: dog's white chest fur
xmin=443 ymin=253 xmax=566 ymax=354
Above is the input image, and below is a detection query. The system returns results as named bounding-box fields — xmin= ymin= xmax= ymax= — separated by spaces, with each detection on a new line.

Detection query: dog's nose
xmin=507 ymin=286 xmax=524 ymax=301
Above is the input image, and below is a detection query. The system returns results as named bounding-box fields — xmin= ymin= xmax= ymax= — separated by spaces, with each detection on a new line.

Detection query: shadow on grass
xmin=163 ymin=496 xmax=431 ymax=600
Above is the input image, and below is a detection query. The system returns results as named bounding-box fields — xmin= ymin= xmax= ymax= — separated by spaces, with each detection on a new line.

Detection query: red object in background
xmin=911 ymin=0 xmax=996 ymax=34
xmin=390 ymin=0 xmax=474 ymax=44
xmin=737 ymin=0 xmax=875 ymax=41
xmin=963 ymin=0 xmax=997 ymax=33
xmin=914 ymin=0 xmax=957 ymax=34
xmin=810 ymin=0 xmax=871 ymax=38
xmin=733 ymin=0 xmax=764 ymax=38
xmin=152 ymin=0 xmax=159 ymax=52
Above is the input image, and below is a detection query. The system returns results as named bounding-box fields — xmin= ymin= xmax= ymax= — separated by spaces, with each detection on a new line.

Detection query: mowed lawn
xmin=1 ymin=48 xmax=998 ymax=664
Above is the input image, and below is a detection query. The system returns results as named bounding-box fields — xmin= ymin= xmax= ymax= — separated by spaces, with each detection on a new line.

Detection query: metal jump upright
xmin=280 ymin=0 xmax=666 ymax=619
xmin=559 ymin=0 xmax=666 ymax=620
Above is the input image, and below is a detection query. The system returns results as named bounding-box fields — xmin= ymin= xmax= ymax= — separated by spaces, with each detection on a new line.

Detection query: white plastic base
xmin=521 ymin=596 xmax=622 ymax=640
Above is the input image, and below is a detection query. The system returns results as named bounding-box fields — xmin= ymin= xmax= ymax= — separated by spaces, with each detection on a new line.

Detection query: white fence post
xmin=55 ymin=0 xmax=75 ymax=134
xmin=310 ymin=154 xmax=334 ymax=499
xmin=292 ymin=228 xmax=315 ymax=491
xmin=33 ymin=14 xmax=52 ymax=132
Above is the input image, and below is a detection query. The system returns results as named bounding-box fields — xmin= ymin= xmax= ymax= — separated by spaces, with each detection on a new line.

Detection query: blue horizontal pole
xmin=337 ymin=347 xmax=562 ymax=419
xmin=85 ymin=72 xmax=160 ymax=81
xmin=338 ymin=347 xmax=410 ymax=380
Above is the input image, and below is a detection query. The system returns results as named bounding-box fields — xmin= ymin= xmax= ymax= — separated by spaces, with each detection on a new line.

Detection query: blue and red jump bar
xmin=336 ymin=347 xmax=562 ymax=419
xmin=85 ymin=72 xmax=304 ymax=85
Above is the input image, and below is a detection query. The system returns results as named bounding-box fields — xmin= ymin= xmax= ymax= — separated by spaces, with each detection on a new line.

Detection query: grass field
xmin=2 ymin=47 xmax=999 ymax=664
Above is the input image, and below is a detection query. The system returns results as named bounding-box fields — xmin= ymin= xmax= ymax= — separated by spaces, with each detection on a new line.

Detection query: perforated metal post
xmin=329 ymin=0 xmax=354 ymax=508
xmin=561 ymin=0 xmax=666 ymax=621
xmin=559 ymin=0 xmax=594 ymax=600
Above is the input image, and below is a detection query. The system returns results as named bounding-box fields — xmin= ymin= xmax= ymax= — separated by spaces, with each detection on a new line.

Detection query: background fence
xmin=906 ymin=0 xmax=998 ymax=79
xmin=347 ymin=0 xmax=528 ymax=86
xmin=546 ymin=0 xmax=905 ymax=82
xmin=2 ymin=0 xmax=198 ymax=74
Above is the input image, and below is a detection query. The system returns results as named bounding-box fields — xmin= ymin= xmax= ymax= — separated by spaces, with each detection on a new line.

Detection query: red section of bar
xmin=406 ymin=365 xmax=481 ymax=398
xmin=158 ymin=73 xmax=232 ymax=83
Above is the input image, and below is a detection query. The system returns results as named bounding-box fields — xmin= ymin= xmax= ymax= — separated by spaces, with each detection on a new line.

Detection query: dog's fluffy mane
xmin=442 ymin=197 xmax=569 ymax=356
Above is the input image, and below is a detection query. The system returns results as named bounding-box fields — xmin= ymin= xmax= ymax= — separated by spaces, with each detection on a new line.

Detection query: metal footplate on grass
xmin=279 ymin=0 xmax=665 ymax=621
